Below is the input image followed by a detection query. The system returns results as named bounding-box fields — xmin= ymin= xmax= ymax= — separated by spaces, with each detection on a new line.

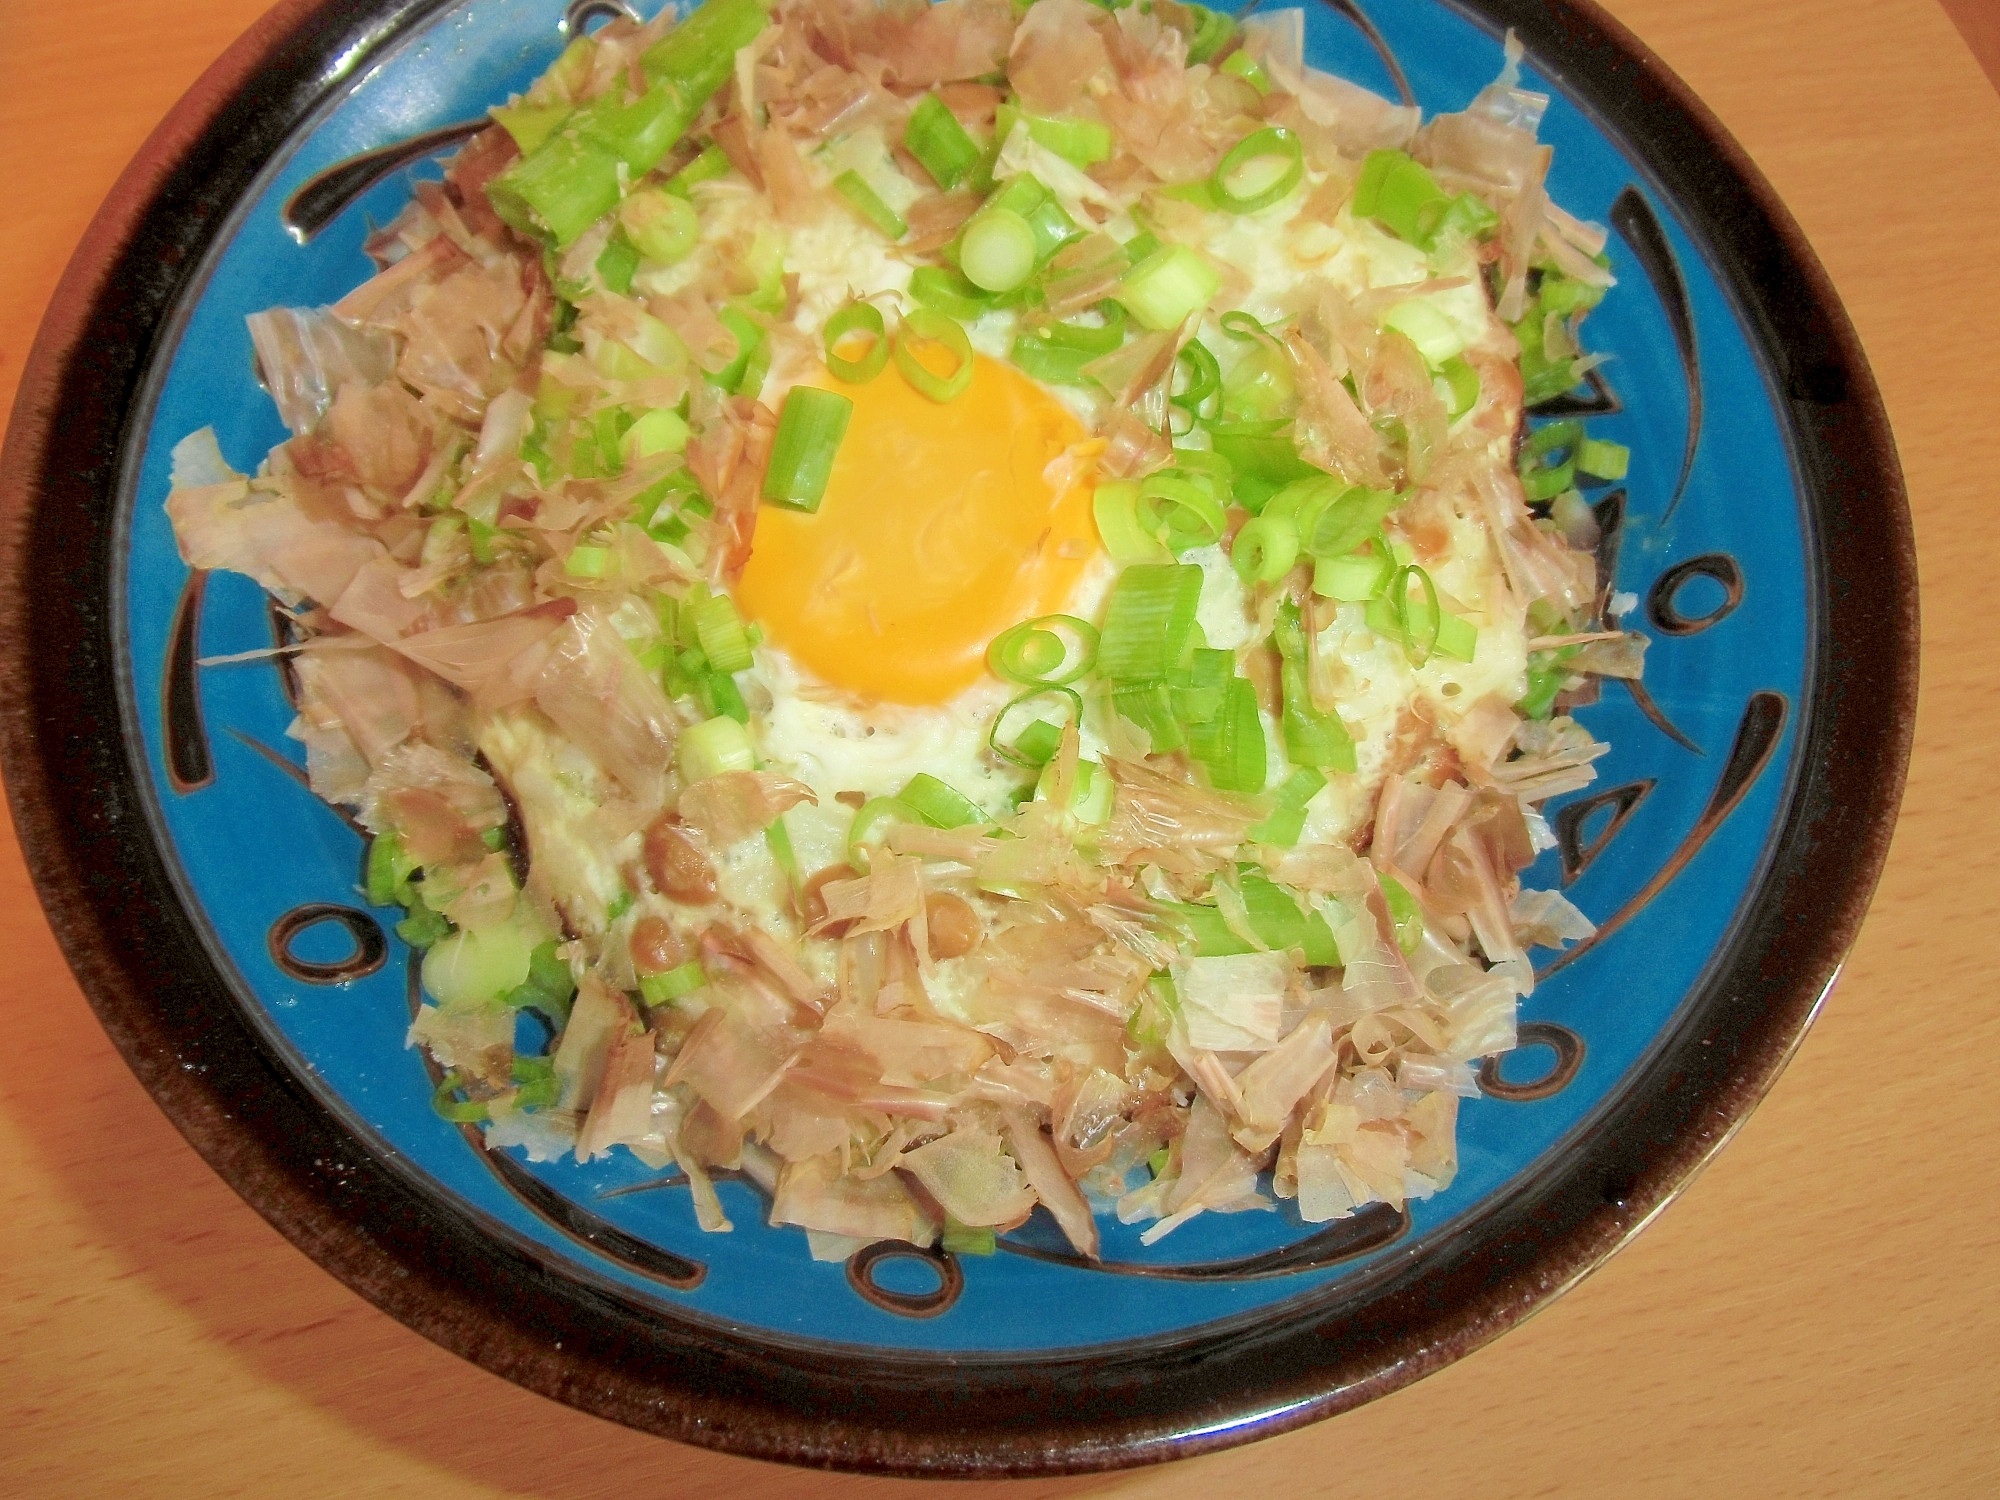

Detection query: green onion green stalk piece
xmin=489 ymin=0 xmax=773 ymax=247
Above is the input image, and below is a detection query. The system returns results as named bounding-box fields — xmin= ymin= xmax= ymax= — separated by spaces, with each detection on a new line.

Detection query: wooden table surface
xmin=3 ymin=0 xmax=1995 ymax=1494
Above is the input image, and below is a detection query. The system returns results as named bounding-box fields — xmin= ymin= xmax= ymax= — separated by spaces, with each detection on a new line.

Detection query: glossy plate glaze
xmin=0 ymin=0 xmax=1915 ymax=1475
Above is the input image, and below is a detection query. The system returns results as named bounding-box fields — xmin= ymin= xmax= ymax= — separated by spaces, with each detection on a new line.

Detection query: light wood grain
xmin=3 ymin=2 xmax=1996 ymax=1495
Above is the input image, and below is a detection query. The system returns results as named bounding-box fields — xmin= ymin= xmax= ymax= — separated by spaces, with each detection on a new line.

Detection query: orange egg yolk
xmin=734 ymin=354 xmax=1099 ymax=706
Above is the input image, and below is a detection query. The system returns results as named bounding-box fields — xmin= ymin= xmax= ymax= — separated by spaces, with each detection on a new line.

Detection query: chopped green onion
xmin=1098 ymin=563 xmax=1205 ymax=684
xmin=640 ymin=960 xmax=708 ymax=1006
xmin=909 ymin=264 xmax=992 ymax=321
xmin=1296 ymin=483 xmax=1399 ymax=560
xmin=904 ymin=93 xmax=985 ymax=190
xmin=1231 ymin=513 xmax=1300 ymax=586
xmin=432 ymin=1069 xmax=489 ymax=1125
xmin=1380 ymin=298 xmax=1466 ymax=366
xmin=898 ymin=773 xmax=988 ymax=829
xmin=1379 ymin=873 xmax=1424 ymax=954
xmin=621 ymin=407 xmax=689 ymax=462
xmin=1093 ymin=479 xmax=1172 ymax=563
xmin=1246 ymin=766 xmax=1327 ymax=846
xmin=960 ymin=207 xmax=1037 ymax=292
xmin=1273 ymin=599 xmax=1356 ymax=772
xmin=1220 ymin=49 xmax=1272 ymax=95
xmin=823 ymin=301 xmax=889 ymax=384
xmin=848 ymin=796 xmax=921 ymax=870
xmin=1172 ymin=338 xmax=1222 ymax=418
xmin=679 ymin=714 xmax=755 ymax=782
xmin=395 ymin=894 xmax=451 ymax=950
xmin=666 ymin=143 xmax=731 ymax=196
xmin=989 ymin=687 xmax=1082 ymax=768
xmin=833 ymin=168 xmax=907 ymax=239
xmin=1186 ymin=676 xmax=1266 ymax=792
xmin=1170 ymin=646 xmax=1233 ymax=725
xmin=692 ymin=592 xmax=753 ymax=672
xmin=1437 ymin=355 xmax=1481 ymax=419
xmin=1519 ymin=419 xmax=1583 ymax=502
xmin=763 ymin=385 xmax=854 ymax=512
xmin=1577 ymin=437 xmax=1630 ymax=481
xmin=708 ymin=304 xmax=763 ymax=393
xmin=1366 ymin=565 xmax=1478 ymax=666
xmin=1313 ymin=545 xmax=1395 ymax=601
xmin=942 ymin=1217 xmax=997 ymax=1256
xmin=1517 ymin=644 xmax=1581 ymax=719
xmin=596 ymin=231 xmax=641 ymax=294
xmin=564 ymin=543 xmax=611 ymax=578
xmin=501 ymin=940 xmax=576 ymax=1025
xmin=893 ymin=308 xmax=975 ymax=402
xmin=365 ymin=832 xmax=416 ymax=908
xmin=491 ymin=102 xmax=570 ymax=156
xmin=1118 ymin=243 xmax=1221 ymax=332
xmin=1112 ymin=682 xmax=1186 ymax=753
xmin=620 ymin=187 xmax=700 ymax=264
xmin=488 ymin=0 xmax=770 ymax=246
xmin=1351 ymin=149 xmax=1452 ymax=247
xmin=988 ymin=614 xmax=1098 ymax=686
xmin=996 ymin=102 xmax=1114 ymax=168
xmin=1209 ymin=418 xmax=1317 ymax=493
xmin=1164 ymin=874 xmax=1340 ymax=963
xmin=1212 ymin=127 xmax=1304 ymax=214
xmin=1140 ymin=471 xmax=1227 ymax=553
xmin=1426 ymin=191 xmax=1501 ymax=249
xmin=511 ymin=1054 xmax=560 ymax=1111
xmin=1182 ymin=4 xmax=1236 ymax=63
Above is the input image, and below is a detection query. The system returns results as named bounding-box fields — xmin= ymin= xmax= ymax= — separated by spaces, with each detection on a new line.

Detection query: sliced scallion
xmin=1577 ymin=436 xmax=1630 ymax=481
xmin=620 ymin=187 xmax=700 ymax=263
xmin=1220 ymin=49 xmax=1272 ymax=95
xmin=678 ymin=714 xmax=755 ymax=782
xmin=847 ymin=796 xmax=921 ymax=871
xmin=762 ymin=385 xmax=854 ymax=512
xmin=1093 ymin=479 xmax=1172 ymax=563
xmin=1231 ymin=513 xmax=1300 ymax=586
xmin=960 ymin=207 xmax=1037 ymax=292
xmin=1118 ymin=243 xmax=1221 ymax=332
xmin=823 ymin=301 xmax=889 ymax=384
xmin=640 ymin=960 xmax=707 ymax=1006
xmin=692 ymin=592 xmax=753 ymax=673
xmin=1212 ymin=127 xmax=1304 ymax=214
xmin=898 ymin=773 xmax=988 ymax=829
xmin=1186 ymin=675 xmax=1266 ymax=792
xmin=1141 ymin=471 xmax=1227 ymax=553
xmin=904 ymin=93 xmax=985 ymax=190
xmin=988 ymin=614 xmax=1098 ymax=687
xmin=1519 ymin=419 xmax=1583 ymax=502
xmin=909 ymin=264 xmax=992 ymax=321
xmin=893 ymin=308 xmax=975 ymax=402
xmin=833 ymin=169 xmax=907 ymax=240
xmin=1313 ymin=545 xmax=1394 ymax=601
xmin=989 ymin=687 xmax=1083 ymax=769
xmin=1097 ymin=563 xmax=1204 ymax=684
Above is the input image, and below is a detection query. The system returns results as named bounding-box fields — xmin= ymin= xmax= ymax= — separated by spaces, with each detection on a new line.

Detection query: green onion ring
xmin=909 ymin=264 xmax=993 ymax=321
xmin=1140 ymin=471 xmax=1227 ymax=550
xmin=1213 ymin=127 xmax=1306 ymax=214
xmin=432 ymin=1069 xmax=490 ymax=1124
xmin=847 ymin=796 xmax=922 ymax=871
xmin=1036 ymin=299 xmax=1127 ymax=355
xmin=893 ymin=308 xmax=975 ymax=402
xmin=1519 ymin=418 xmax=1583 ymax=501
xmin=1231 ymin=513 xmax=1301 ymax=586
xmin=1220 ymin=310 xmax=1270 ymax=343
xmin=823 ymin=301 xmax=889 ymax=384
xmin=988 ymin=614 xmax=1099 ymax=687
xmin=1093 ymin=479 xmax=1172 ymax=563
xmin=1171 ymin=337 xmax=1222 ymax=415
xmin=989 ymin=686 xmax=1084 ymax=768
xmin=1395 ymin=564 xmax=1444 ymax=667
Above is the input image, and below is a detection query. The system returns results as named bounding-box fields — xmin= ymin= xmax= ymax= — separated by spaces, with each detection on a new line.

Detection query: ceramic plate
xmin=0 ymin=0 xmax=1915 ymax=1475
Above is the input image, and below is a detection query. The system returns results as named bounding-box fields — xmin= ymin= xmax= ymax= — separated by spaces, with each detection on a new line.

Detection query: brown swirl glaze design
xmin=268 ymin=903 xmax=388 ymax=983
xmin=1478 ymin=1022 xmax=1585 ymax=1101
xmin=847 ymin=1240 xmax=966 ymax=1319
xmin=162 ymin=569 xmax=213 ymax=793
xmin=1540 ymin=691 xmax=1789 ymax=980
xmin=1556 ymin=779 xmax=1656 ymax=885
